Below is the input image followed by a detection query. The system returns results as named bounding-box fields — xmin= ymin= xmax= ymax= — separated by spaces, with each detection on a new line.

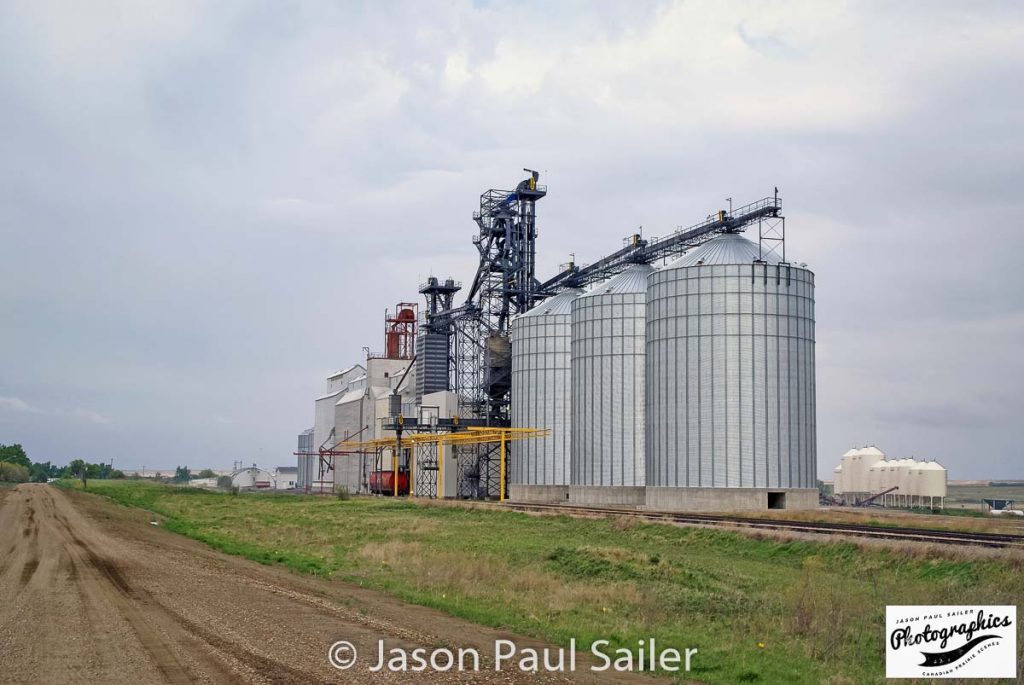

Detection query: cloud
xmin=71 ymin=408 xmax=114 ymax=426
xmin=0 ymin=1 xmax=1022 ymax=479
xmin=0 ymin=396 xmax=42 ymax=413
xmin=0 ymin=396 xmax=113 ymax=426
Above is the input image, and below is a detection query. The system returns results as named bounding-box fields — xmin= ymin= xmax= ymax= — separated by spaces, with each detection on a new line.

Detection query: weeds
xmin=66 ymin=480 xmax=1024 ymax=685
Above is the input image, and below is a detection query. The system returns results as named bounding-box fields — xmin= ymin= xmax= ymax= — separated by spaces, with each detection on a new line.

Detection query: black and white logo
xmin=886 ymin=605 xmax=1016 ymax=678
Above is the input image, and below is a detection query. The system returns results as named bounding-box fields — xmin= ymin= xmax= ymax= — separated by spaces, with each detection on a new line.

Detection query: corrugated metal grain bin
xmin=645 ymin=232 xmax=816 ymax=490
xmin=571 ymin=264 xmax=654 ymax=488
xmin=510 ymin=288 xmax=584 ymax=488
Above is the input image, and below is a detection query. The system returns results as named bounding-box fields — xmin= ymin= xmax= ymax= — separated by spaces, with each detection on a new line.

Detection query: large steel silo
xmin=645 ymin=232 xmax=817 ymax=510
xmin=509 ymin=288 xmax=583 ymax=502
xmin=571 ymin=264 xmax=654 ymax=503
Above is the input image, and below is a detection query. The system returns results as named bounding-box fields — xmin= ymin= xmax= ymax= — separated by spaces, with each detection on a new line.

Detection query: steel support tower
xmin=420 ymin=170 xmax=546 ymax=498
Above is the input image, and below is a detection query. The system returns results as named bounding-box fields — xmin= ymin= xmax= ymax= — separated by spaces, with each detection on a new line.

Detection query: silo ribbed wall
xmin=646 ymin=257 xmax=816 ymax=489
xmin=571 ymin=265 xmax=653 ymax=487
xmin=510 ymin=290 xmax=581 ymax=485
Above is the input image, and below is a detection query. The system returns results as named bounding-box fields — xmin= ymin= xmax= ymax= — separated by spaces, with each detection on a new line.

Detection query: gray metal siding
xmin=646 ymin=262 xmax=816 ymax=489
xmin=415 ymin=332 xmax=449 ymax=402
xmin=296 ymin=429 xmax=314 ymax=489
xmin=571 ymin=269 xmax=650 ymax=487
xmin=510 ymin=312 xmax=574 ymax=485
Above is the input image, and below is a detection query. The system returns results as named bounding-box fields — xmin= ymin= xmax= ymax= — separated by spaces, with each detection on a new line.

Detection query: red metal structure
xmin=384 ymin=303 xmax=417 ymax=359
xmin=368 ymin=470 xmax=409 ymax=496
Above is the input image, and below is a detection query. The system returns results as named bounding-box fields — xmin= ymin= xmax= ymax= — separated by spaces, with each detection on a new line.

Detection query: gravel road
xmin=0 ymin=484 xmax=667 ymax=684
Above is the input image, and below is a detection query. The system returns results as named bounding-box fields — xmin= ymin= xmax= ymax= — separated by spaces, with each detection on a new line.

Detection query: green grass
xmin=905 ymin=506 xmax=989 ymax=519
xmin=59 ymin=480 xmax=1024 ymax=685
xmin=947 ymin=484 xmax=1023 ymax=508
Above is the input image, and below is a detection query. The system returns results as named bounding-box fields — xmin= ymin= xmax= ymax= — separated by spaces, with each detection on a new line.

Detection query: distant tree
xmin=216 ymin=475 xmax=233 ymax=490
xmin=0 ymin=444 xmax=30 ymax=469
xmin=29 ymin=461 xmax=58 ymax=483
xmin=65 ymin=459 xmax=87 ymax=480
xmin=0 ymin=461 xmax=30 ymax=483
xmin=173 ymin=466 xmax=190 ymax=483
xmin=197 ymin=469 xmax=216 ymax=479
xmin=109 ymin=469 xmax=126 ymax=479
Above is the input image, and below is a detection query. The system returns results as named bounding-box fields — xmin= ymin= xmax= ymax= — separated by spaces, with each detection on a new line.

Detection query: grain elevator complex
xmin=298 ymin=171 xmax=819 ymax=511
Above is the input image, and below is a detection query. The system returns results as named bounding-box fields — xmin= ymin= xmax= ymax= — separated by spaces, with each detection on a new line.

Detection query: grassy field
xmin=739 ymin=505 xmax=1024 ymax=536
xmin=63 ymin=480 xmax=1023 ymax=684
xmin=946 ymin=483 xmax=1024 ymax=509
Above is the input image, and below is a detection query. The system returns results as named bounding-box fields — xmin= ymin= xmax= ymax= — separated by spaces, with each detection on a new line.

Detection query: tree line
xmin=1 ymin=443 xmax=229 ymax=488
xmin=0 ymin=443 xmax=126 ymax=483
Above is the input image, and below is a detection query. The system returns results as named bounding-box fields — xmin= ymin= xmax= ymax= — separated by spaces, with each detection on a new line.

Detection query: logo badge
xmin=886 ymin=605 xmax=1016 ymax=678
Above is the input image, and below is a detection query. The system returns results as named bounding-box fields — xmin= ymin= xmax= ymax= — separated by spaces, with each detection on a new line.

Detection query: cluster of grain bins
xmin=510 ymin=231 xmax=819 ymax=511
xmin=832 ymin=446 xmax=947 ymax=508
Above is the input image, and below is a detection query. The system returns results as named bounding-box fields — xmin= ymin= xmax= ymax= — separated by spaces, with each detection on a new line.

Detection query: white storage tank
xmin=884 ymin=460 xmax=900 ymax=502
xmin=839 ymin=448 xmax=860 ymax=493
xmin=857 ymin=446 xmax=885 ymax=494
xmin=571 ymin=264 xmax=654 ymax=499
xmin=645 ymin=231 xmax=816 ymax=508
xmin=868 ymin=461 xmax=887 ymax=494
xmin=832 ymin=464 xmax=843 ymax=494
xmin=896 ymin=458 xmax=916 ymax=505
xmin=917 ymin=460 xmax=947 ymax=505
xmin=902 ymin=459 xmax=921 ymax=501
xmin=510 ymin=288 xmax=584 ymax=501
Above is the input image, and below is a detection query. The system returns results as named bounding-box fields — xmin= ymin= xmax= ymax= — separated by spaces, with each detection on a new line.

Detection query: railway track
xmin=498 ymin=501 xmax=1024 ymax=550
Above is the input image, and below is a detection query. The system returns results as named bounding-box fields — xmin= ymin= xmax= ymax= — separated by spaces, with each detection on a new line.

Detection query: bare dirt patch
xmin=0 ymin=485 xmax=665 ymax=684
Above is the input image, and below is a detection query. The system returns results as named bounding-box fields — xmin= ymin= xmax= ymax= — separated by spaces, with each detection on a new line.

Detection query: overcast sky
xmin=1 ymin=1 xmax=1022 ymax=479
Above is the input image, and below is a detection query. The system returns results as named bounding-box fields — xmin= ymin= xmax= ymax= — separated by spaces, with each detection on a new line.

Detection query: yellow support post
xmin=409 ymin=447 xmax=415 ymax=497
xmin=499 ymin=431 xmax=507 ymax=502
xmin=437 ymin=441 xmax=444 ymax=499
xmin=392 ymin=451 xmax=398 ymax=497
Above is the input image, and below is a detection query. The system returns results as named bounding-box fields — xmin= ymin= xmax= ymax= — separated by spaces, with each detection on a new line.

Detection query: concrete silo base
xmin=644 ymin=487 xmax=819 ymax=512
xmin=508 ymin=484 xmax=570 ymax=503
xmin=569 ymin=486 xmax=646 ymax=507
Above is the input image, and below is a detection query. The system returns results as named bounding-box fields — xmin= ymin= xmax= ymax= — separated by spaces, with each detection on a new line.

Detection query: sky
xmin=0 ymin=0 xmax=1022 ymax=479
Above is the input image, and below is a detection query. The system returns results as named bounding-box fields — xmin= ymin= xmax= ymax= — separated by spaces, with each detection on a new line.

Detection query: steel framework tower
xmin=420 ymin=170 xmax=546 ymax=497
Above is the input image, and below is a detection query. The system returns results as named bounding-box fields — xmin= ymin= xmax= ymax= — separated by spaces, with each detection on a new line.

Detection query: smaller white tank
xmin=896 ymin=459 xmax=917 ymax=503
xmin=868 ymin=461 xmax=887 ymax=493
xmin=884 ymin=461 xmax=900 ymax=495
xmin=917 ymin=460 xmax=947 ymax=498
xmin=839 ymin=449 xmax=859 ymax=492
xmin=856 ymin=446 xmax=885 ymax=493
xmin=832 ymin=464 xmax=843 ymax=494
xmin=913 ymin=458 xmax=937 ymax=497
